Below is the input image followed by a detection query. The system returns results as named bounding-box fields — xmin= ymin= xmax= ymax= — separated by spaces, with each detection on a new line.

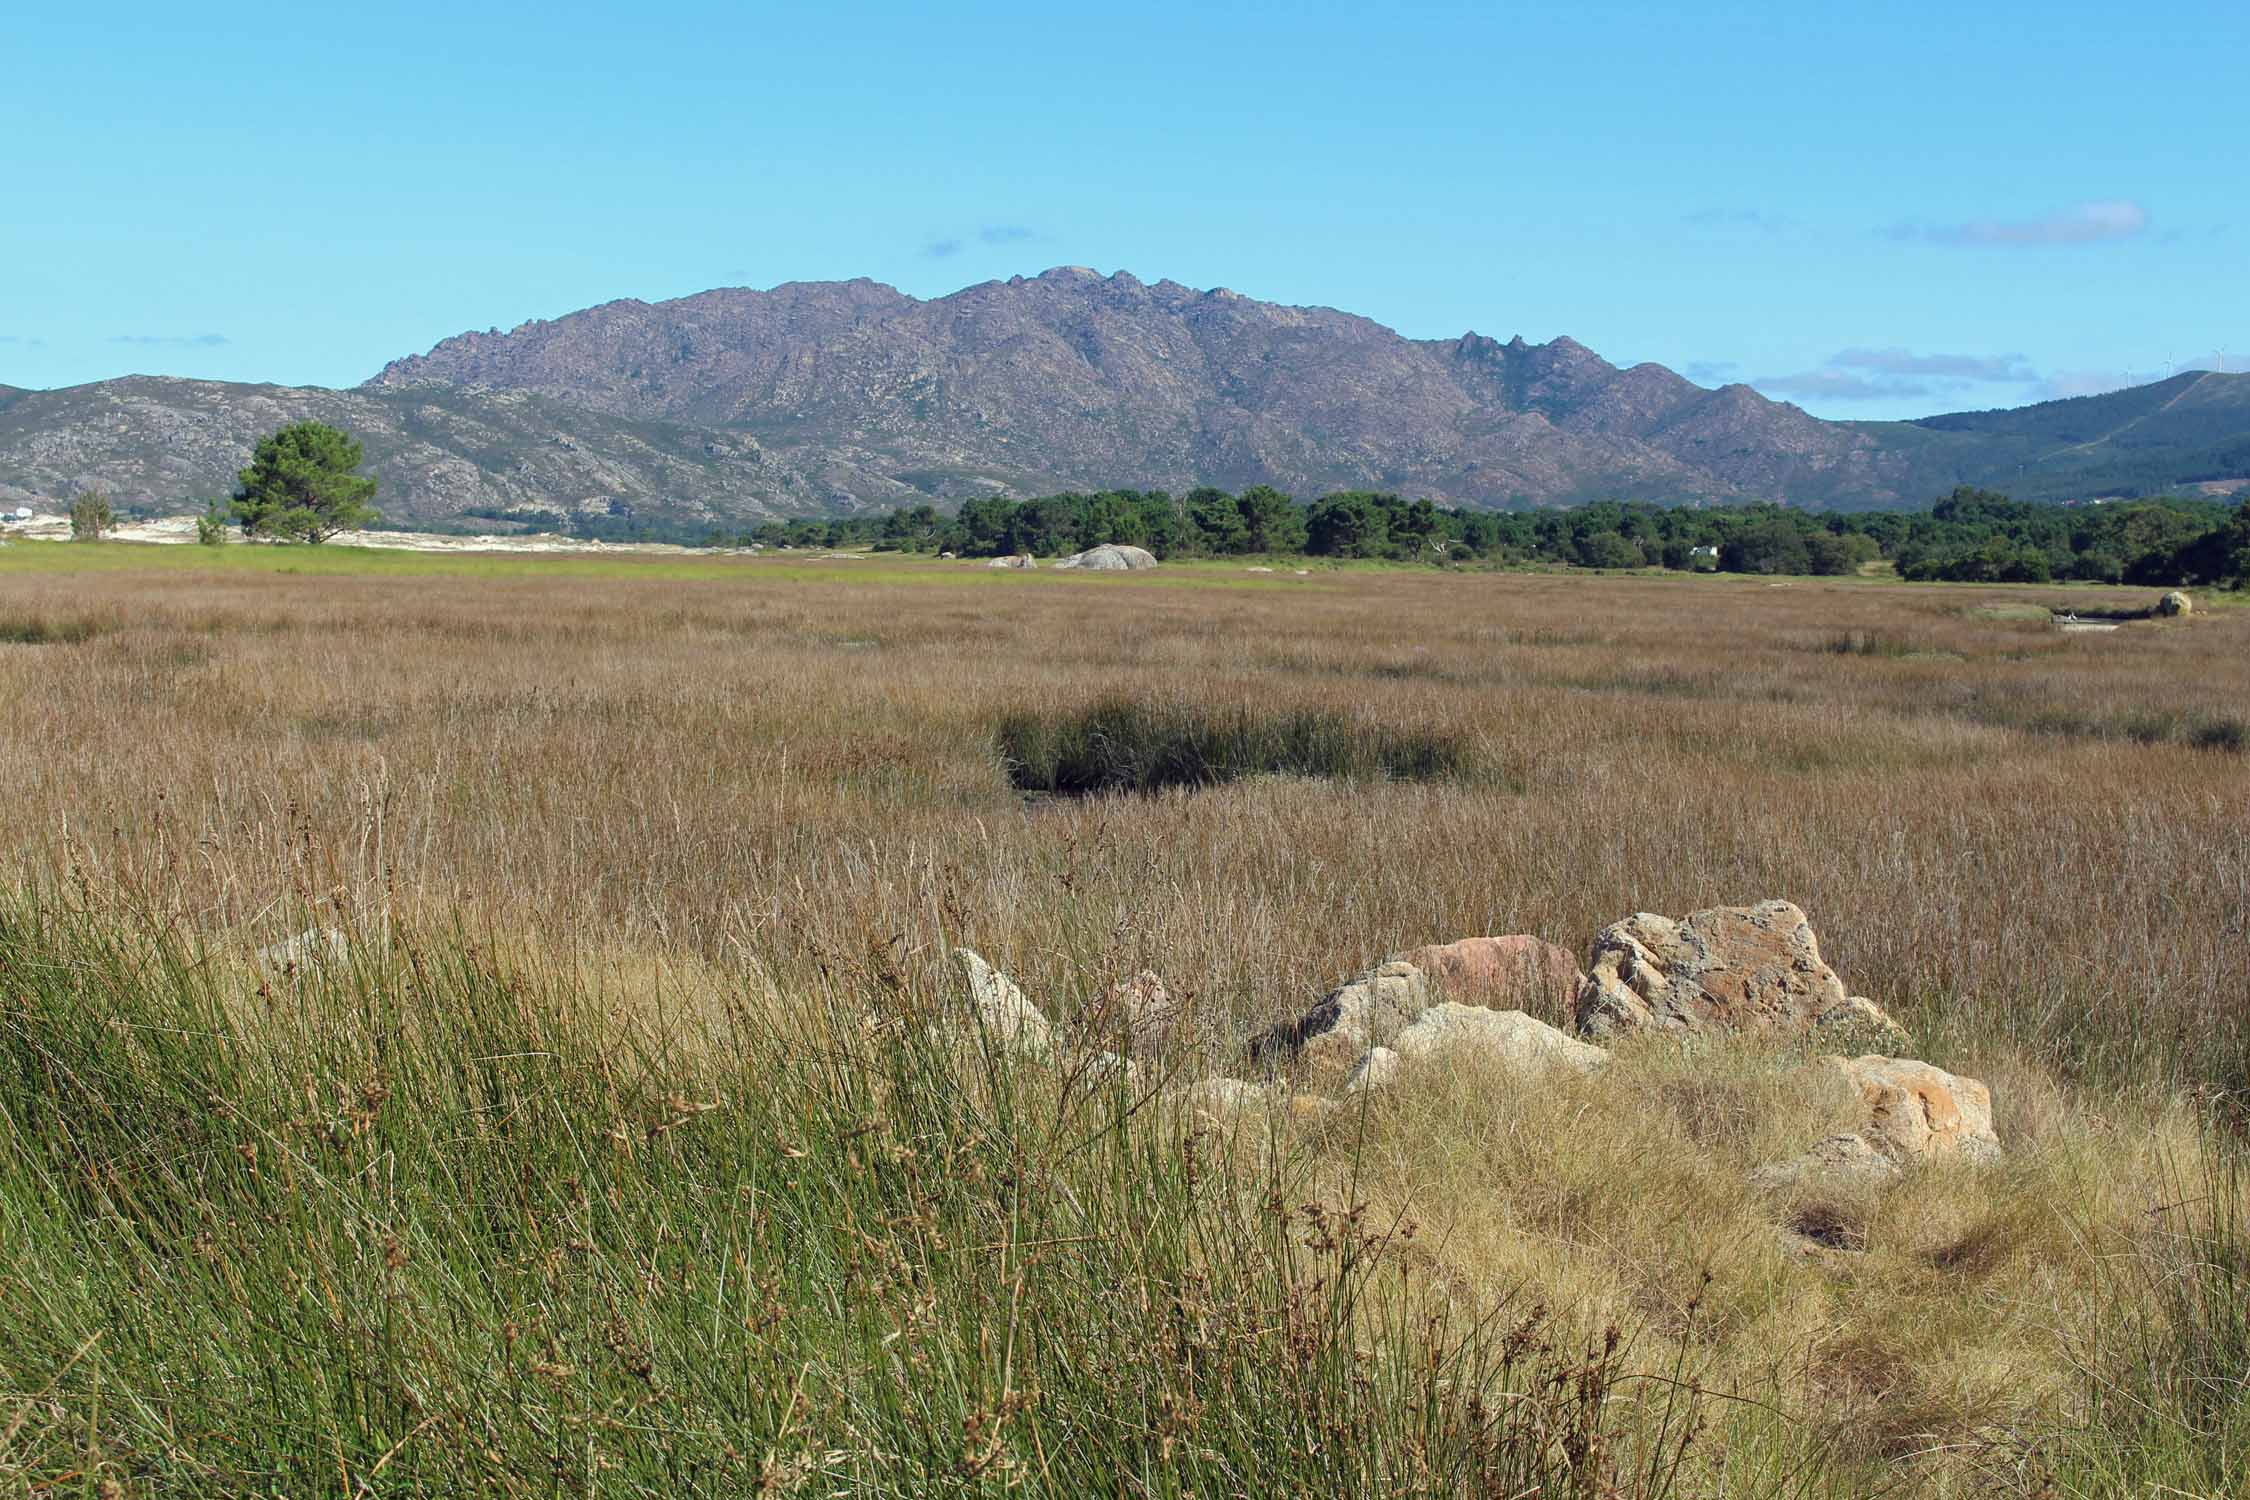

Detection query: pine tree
xmin=231 ymin=422 xmax=379 ymax=543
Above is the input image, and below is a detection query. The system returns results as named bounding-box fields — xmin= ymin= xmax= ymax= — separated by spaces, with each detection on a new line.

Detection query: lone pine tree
xmin=231 ymin=422 xmax=379 ymax=543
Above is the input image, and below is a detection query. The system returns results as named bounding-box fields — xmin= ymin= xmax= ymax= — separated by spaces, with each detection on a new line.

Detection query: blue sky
xmin=7 ymin=0 xmax=2242 ymax=419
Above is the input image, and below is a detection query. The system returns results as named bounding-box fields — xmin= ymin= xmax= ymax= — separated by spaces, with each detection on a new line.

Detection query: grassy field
xmin=1 ymin=539 xmax=2246 ymax=1496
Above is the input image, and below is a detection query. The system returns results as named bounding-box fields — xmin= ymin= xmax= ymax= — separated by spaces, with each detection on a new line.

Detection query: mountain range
xmin=4 ymin=268 xmax=2246 ymax=527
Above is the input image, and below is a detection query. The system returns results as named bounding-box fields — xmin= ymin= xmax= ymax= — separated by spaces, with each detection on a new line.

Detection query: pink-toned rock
xmin=1573 ymin=901 xmax=1903 ymax=1046
xmin=1394 ymin=936 xmax=1584 ymax=1024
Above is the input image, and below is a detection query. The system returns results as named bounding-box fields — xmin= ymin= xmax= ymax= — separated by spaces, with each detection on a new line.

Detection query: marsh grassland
xmin=1 ymin=541 xmax=2246 ymax=1496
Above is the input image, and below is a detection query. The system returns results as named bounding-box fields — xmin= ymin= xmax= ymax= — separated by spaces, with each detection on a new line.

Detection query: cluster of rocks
xmin=951 ymin=900 xmax=2000 ymax=1208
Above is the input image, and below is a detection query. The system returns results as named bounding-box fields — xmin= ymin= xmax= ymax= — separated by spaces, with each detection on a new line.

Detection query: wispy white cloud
xmin=1752 ymin=345 xmax=2043 ymax=404
xmin=1830 ymin=347 xmax=2035 ymax=382
xmin=925 ymin=225 xmax=1037 ymax=259
xmin=1755 ymin=369 xmax=1932 ymax=402
xmin=1681 ymin=359 xmax=1738 ymax=385
xmin=1888 ymin=199 xmax=2149 ymax=247
xmin=0 ymin=334 xmax=45 ymax=347
xmin=1749 ymin=340 xmax=2236 ymax=409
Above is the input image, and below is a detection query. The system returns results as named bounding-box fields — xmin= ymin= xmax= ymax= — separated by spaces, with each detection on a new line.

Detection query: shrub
xmin=1803 ymin=532 xmax=1872 ymax=575
xmin=0 ymin=613 xmax=106 ymax=645
xmin=1998 ymin=705 xmax=2247 ymax=754
xmin=68 ymin=490 xmax=113 ymax=542
xmin=1579 ymin=533 xmax=1647 ymax=570
xmin=194 ymin=500 xmax=229 ymax=546
xmin=2120 ymin=711 xmax=2250 ymax=753
xmin=995 ymin=698 xmax=1471 ymax=795
xmin=1821 ymin=630 xmax=1917 ymax=658
xmin=2186 ymin=716 xmax=2250 ymax=753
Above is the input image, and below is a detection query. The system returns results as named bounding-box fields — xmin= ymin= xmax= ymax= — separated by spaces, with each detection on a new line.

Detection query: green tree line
xmin=718 ymin=484 xmax=2250 ymax=587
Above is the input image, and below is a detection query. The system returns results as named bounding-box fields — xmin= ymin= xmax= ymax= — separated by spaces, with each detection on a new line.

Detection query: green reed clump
xmin=2068 ymin=1141 xmax=2250 ymax=1494
xmin=2183 ymin=715 xmax=2249 ymax=753
xmin=1818 ymin=629 xmax=1920 ymax=658
xmin=0 ymin=893 xmax=1712 ymax=1498
xmin=995 ymin=697 xmax=1472 ymax=795
xmin=2112 ymin=708 xmax=2249 ymax=752
xmin=0 ymin=611 xmax=107 ymax=644
xmin=1968 ymin=701 xmax=2249 ymax=754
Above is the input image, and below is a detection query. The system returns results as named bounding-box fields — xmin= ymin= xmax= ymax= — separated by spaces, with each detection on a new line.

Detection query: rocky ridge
xmin=367 ymin=269 xmax=1916 ymax=512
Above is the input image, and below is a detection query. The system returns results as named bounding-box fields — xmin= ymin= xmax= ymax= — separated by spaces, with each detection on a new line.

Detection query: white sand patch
xmin=0 ymin=512 xmax=761 ymax=557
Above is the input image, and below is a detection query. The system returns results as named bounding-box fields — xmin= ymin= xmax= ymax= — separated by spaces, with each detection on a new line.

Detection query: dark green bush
xmin=0 ymin=613 xmax=106 ymax=645
xmin=996 ymin=698 xmax=1471 ymax=795
xmin=1820 ymin=630 xmax=1918 ymax=658
xmin=1995 ymin=704 xmax=2247 ymax=754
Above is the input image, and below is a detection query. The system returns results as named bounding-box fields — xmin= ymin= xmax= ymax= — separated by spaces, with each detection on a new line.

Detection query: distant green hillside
xmin=1846 ymin=370 xmax=2250 ymax=503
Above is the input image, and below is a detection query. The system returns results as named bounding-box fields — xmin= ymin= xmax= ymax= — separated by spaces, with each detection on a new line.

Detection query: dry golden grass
xmin=3 ymin=542 xmax=2247 ymax=1492
xmin=4 ymin=552 xmax=2240 ymax=1073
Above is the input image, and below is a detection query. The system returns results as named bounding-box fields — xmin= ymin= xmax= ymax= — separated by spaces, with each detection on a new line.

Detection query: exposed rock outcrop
xmin=1573 ymin=901 xmax=1902 ymax=1047
xmin=952 ymin=948 xmax=1052 ymax=1053
xmin=1250 ymin=959 xmax=1434 ymax=1067
xmin=1389 ymin=1003 xmax=1610 ymax=1078
xmin=1255 ymin=934 xmax=1586 ymax=1071
xmin=1754 ymin=1055 xmax=2001 ymax=1191
xmin=1820 ymin=1055 xmax=2001 ymax=1165
xmin=942 ymin=916 xmax=1997 ymax=1205
xmin=1345 ymin=1046 xmax=1400 ymax=1093
xmin=1396 ymin=936 xmax=1584 ymax=1022
xmin=1053 ymin=544 xmax=1157 ymax=571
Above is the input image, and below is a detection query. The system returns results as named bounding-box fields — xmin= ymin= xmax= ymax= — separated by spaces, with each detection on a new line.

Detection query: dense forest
xmin=718 ymin=485 xmax=2250 ymax=588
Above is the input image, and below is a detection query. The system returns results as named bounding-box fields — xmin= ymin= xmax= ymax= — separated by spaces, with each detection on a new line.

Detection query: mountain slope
xmin=367 ymin=268 xmax=1928 ymax=509
xmin=5 ymin=272 xmax=2246 ymax=523
xmin=0 ymin=378 xmax=916 ymax=525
